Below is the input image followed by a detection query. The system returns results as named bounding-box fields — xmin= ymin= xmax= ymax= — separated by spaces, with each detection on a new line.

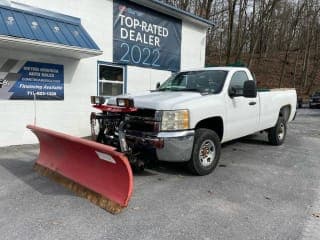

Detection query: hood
xmin=107 ymin=91 xmax=203 ymax=110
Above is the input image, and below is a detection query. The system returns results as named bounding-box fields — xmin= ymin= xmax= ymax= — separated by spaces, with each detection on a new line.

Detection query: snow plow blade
xmin=27 ymin=125 xmax=133 ymax=214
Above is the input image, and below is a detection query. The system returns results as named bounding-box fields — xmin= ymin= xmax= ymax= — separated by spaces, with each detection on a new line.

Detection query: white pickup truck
xmin=91 ymin=67 xmax=297 ymax=175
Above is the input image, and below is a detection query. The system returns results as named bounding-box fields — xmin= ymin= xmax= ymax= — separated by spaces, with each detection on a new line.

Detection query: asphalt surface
xmin=1 ymin=108 xmax=320 ymax=240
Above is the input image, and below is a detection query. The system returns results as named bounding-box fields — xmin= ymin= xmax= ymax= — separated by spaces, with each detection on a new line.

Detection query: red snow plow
xmin=28 ymin=97 xmax=164 ymax=213
xmin=28 ymin=124 xmax=133 ymax=214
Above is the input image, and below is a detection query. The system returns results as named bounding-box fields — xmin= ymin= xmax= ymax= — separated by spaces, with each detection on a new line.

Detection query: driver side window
xmin=229 ymin=71 xmax=249 ymax=96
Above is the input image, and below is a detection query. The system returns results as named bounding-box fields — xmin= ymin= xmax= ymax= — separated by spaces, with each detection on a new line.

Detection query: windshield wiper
xmin=174 ymin=88 xmax=201 ymax=92
xmin=157 ymin=88 xmax=207 ymax=93
xmin=157 ymin=88 xmax=172 ymax=91
xmin=157 ymin=88 xmax=187 ymax=92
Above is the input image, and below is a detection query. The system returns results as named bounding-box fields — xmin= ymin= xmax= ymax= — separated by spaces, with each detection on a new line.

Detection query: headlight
xmin=116 ymin=98 xmax=134 ymax=108
xmin=159 ymin=110 xmax=189 ymax=131
xmin=91 ymin=96 xmax=105 ymax=105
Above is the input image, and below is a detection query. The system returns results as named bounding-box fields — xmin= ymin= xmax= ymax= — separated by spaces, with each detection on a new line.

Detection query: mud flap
xmin=27 ymin=125 xmax=133 ymax=214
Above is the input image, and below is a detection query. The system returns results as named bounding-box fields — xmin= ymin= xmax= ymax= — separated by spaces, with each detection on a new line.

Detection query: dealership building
xmin=0 ymin=0 xmax=212 ymax=146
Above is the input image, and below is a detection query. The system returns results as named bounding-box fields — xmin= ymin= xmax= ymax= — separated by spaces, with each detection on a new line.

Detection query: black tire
xmin=268 ymin=117 xmax=287 ymax=146
xmin=96 ymin=127 xmax=108 ymax=144
xmin=188 ymin=129 xmax=221 ymax=176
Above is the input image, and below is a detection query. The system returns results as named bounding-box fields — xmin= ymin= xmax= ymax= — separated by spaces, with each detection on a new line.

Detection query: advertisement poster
xmin=0 ymin=60 xmax=64 ymax=100
xmin=113 ymin=0 xmax=182 ymax=72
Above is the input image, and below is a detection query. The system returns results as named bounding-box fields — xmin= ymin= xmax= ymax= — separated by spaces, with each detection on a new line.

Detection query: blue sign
xmin=113 ymin=0 xmax=182 ymax=72
xmin=0 ymin=61 xmax=64 ymax=100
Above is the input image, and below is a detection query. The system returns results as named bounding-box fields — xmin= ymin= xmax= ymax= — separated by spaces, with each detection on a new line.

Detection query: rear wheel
xmin=268 ymin=117 xmax=287 ymax=146
xmin=188 ymin=129 xmax=221 ymax=176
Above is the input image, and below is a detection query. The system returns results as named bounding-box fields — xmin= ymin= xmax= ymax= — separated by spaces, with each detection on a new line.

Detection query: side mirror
xmin=243 ymin=80 xmax=257 ymax=98
xmin=229 ymin=87 xmax=237 ymax=98
xmin=156 ymin=82 xmax=161 ymax=89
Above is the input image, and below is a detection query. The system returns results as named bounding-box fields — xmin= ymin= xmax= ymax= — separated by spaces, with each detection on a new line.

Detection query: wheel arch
xmin=279 ymin=105 xmax=291 ymax=122
xmin=194 ymin=116 xmax=224 ymax=141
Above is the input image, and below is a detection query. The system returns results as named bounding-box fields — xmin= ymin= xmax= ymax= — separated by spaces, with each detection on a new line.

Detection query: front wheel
xmin=268 ymin=117 xmax=287 ymax=146
xmin=188 ymin=129 xmax=221 ymax=176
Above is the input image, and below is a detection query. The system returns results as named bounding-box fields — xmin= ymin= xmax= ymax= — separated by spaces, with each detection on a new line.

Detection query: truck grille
xmin=125 ymin=109 xmax=159 ymax=133
xmin=128 ymin=109 xmax=156 ymax=119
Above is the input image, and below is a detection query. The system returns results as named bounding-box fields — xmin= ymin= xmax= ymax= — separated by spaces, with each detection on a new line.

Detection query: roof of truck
xmin=181 ymin=67 xmax=249 ymax=72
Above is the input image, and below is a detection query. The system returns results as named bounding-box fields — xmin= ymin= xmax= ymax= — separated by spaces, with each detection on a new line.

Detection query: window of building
xmin=98 ymin=64 xmax=124 ymax=96
xmin=229 ymin=71 xmax=249 ymax=95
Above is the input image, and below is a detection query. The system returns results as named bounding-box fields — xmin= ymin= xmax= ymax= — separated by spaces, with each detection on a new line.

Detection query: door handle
xmin=249 ymin=101 xmax=256 ymax=106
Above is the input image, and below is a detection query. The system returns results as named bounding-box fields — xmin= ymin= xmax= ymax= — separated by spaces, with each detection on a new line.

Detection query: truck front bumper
xmin=156 ymin=130 xmax=195 ymax=162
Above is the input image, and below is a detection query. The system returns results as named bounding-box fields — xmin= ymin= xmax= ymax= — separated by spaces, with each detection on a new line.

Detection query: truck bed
xmin=258 ymin=89 xmax=297 ymax=131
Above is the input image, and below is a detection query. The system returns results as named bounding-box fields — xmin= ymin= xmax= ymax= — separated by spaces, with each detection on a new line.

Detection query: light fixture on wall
xmin=73 ymin=30 xmax=79 ymax=37
xmin=6 ymin=16 xmax=14 ymax=25
xmin=31 ymin=21 xmax=38 ymax=29
xmin=53 ymin=26 xmax=60 ymax=32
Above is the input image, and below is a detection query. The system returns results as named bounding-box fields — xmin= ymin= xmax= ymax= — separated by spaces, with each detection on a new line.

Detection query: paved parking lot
xmin=0 ymin=108 xmax=320 ymax=240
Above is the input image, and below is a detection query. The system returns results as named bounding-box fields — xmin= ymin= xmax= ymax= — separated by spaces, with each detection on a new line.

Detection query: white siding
xmin=181 ymin=21 xmax=207 ymax=70
xmin=126 ymin=66 xmax=171 ymax=93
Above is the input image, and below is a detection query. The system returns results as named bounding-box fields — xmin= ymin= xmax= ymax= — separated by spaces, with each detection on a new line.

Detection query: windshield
xmin=314 ymin=92 xmax=320 ymax=96
xmin=158 ymin=70 xmax=228 ymax=94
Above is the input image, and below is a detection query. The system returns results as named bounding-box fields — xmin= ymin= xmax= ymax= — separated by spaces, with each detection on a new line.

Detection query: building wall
xmin=181 ymin=21 xmax=207 ymax=70
xmin=126 ymin=66 xmax=171 ymax=93
xmin=0 ymin=0 xmax=207 ymax=146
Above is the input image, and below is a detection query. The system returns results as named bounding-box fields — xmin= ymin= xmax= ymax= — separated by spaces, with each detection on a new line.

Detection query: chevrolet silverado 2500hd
xmin=91 ymin=67 xmax=297 ymax=175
